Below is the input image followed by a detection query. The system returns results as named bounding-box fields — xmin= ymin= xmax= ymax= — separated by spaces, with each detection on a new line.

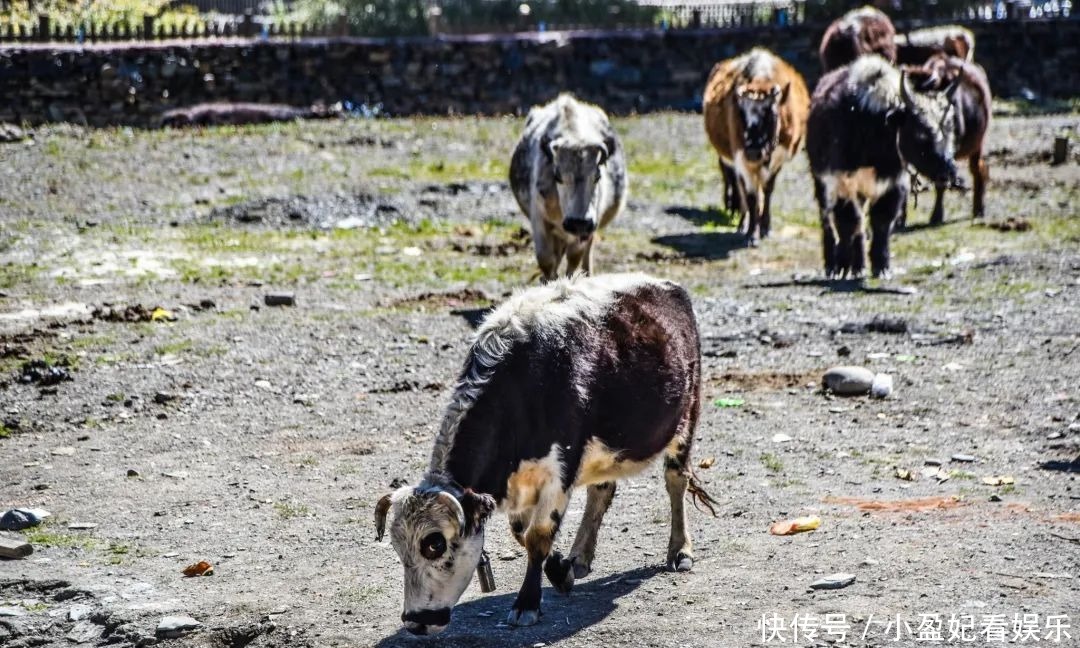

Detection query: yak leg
xmin=738 ymin=178 xmax=761 ymax=247
xmin=833 ymin=199 xmax=863 ymax=279
xmin=869 ymin=184 xmax=907 ymax=279
xmin=564 ymin=237 xmax=594 ymax=277
xmin=532 ymin=216 xmax=566 ymax=282
xmin=509 ymin=488 xmax=571 ymax=625
xmin=761 ymin=173 xmax=777 ymax=239
xmin=721 ymin=160 xmax=737 ymax=215
xmin=930 ymin=182 xmax=946 ymax=226
xmin=663 ymin=368 xmax=715 ymax=572
xmin=971 ymin=152 xmax=988 ymax=219
xmin=816 ymin=179 xmax=840 ymax=278
xmin=566 ymin=482 xmax=617 ymax=579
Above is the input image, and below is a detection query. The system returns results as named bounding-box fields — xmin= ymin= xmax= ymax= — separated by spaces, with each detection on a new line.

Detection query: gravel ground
xmin=0 ymin=107 xmax=1078 ymax=648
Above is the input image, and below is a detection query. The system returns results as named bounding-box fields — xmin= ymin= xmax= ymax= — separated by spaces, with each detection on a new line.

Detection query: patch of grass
xmin=24 ymin=529 xmax=98 ymax=550
xmin=949 ymin=470 xmax=977 ymax=481
xmin=339 ymin=584 xmax=384 ymax=605
xmin=0 ymin=262 xmax=41 ymax=289
xmin=273 ymin=502 xmax=311 ymax=520
xmin=0 ymin=423 xmax=11 ymax=439
xmin=68 ymin=334 xmax=117 ymax=350
xmin=154 ymin=339 xmax=194 ymax=356
xmin=760 ymin=452 xmax=784 ymax=473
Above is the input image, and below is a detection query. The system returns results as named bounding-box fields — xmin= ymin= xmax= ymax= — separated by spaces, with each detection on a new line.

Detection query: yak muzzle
xmin=402 ymin=608 xmax=451 ymax=636
xmin=562 ymin=217 xmax=597 ymax=239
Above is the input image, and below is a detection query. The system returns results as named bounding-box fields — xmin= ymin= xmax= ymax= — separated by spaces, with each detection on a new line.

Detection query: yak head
xmin=375 ymin=483 xmax=496 ymax=636
xmin=541 ymin=133 xmax=613 ymax=240
xmin=893 ymin=71 xmax=961 ymax=187
xmin=735 ymin=82 xmax=789 ymax=163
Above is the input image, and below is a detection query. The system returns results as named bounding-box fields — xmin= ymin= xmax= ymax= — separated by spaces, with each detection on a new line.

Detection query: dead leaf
xmin=698 ymin=456 xmax=716 ymax=469
xmin=769 ymin=515 xmax=821 ymax=536
xmin=151 ymin=307 xmax=176 ymax=322
xmin=825 ymin=496 xmax=964 ymax=513
xmin=182 ymin=560 xmax=214 ymax=577
xmin=894 ymin=467 xmax=914 ymax=481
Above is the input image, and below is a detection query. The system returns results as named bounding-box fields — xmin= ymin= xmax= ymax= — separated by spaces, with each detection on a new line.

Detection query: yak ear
xmin=374 ymin=493 xmax=393 ymax=541
xmin=540 ymin=133 xmax=556 ymax=162
xmin=778 ymin=82 xmax=790 ymax=103
xmin=460 ymin=489 xmax=496 ymax=536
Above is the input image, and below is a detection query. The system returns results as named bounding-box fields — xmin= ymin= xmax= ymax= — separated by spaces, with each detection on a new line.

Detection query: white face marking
xmin=387 ymin=489 xmax=486 ymax=635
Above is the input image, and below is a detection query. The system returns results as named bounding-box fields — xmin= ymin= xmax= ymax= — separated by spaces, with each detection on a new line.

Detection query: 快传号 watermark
xmin=758 ymin=612 xmax=1071 ymax=643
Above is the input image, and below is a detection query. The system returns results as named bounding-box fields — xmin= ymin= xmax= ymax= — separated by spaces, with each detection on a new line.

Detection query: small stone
xmin=859 ymin=558 xmax=879 ymax=567
xmin=153 ymin=392 xmax=178 ymax=405
xmin=67 ymin=620 xmax=101 ymax=643
xmin=989 ymin=494 xmax=1003 ymax=502
xmin=254 ymin=380 xmax=272 ymax=390
xmin=68 ymin=604 xmax=93 ymax=621
xmin=156 ymin=615 xmax=202 ymax=638
xmin=870 ymin=373 xmax=894 ymax=399
xmin=823 ymin=366 xmax=875 ymax=395
xmin=810 ymin=573 xmax=856 ymax=590
xmin=951 ymin=454 xmax=977 ymax=463
xmin=942 ymin=362 xmax=965 ymax=372
xmin=67 ymin=522 xmax=98 ymax=530
xmin=126 ymin=469 xmax=140 ymax=478
xmin=0 ymin=508 xmax=50 ymax=531
xmin=162 ymin=471 xmax=189 ymax=479
xmin=51 ymin=446 xmax=76 ymax=456
xmin=1047 ymin=431 xmax=1064 ymax=440
xmin=772 ymin=433 xmax=792 ymax=443
xmin=264 ymin=292 xmax=296 ymax=307
xmin=924 ymin=459 xmax=943 ymax=467
xmin=837 ymin=345 xmax=852 ymax=357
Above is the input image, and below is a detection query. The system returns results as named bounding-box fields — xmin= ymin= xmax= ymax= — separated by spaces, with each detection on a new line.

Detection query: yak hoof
xmin=571 ymin=559 xmax=592 ymax=580
xmin=745 ymin=235 xmax=760 ymax=248
xmin=668 ymin=552 xmax=693 ymax=572
xmin=544 ymin=551 xmax=576 ymax=595
xmin=507 ymin=608 xmax=541 ymax=627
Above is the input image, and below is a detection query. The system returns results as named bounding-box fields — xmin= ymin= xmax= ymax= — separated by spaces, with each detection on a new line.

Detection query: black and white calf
xmin=509 ymin=93 xmax=628 ymax=280
xmin=807 ymin=54 xmax=960 ymax=279
xmin=375 ymin=273 xmax=715 ymax=635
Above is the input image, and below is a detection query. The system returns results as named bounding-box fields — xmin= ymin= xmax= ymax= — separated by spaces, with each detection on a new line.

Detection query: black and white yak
xmin=807 ymin=55 xmax=960 ymax=279
xmin=374 ymin=273 xmax=716 ymax=635
xmin=509 ymin=93 xmax=628 ymax=280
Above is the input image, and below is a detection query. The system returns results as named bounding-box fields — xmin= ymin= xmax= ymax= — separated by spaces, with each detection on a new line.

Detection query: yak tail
xmin=686 ymin=470 xmax=721 ymax=517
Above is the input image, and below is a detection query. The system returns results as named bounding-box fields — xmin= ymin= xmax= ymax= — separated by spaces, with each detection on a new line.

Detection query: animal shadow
xmin=452 ymin=306 xmax=494 ymax=329
xmin=1038 ymin=458 xmax=1080 ymax=473
xmin=374 ymin=565 xmax=662 ymax=647
xmin=664 ymin=205 xmax=738 ymax=228
xmin=749 ymin=277 xmax=918 ymax=296
xmin=651 ymin=232 xmax=747 ymax=261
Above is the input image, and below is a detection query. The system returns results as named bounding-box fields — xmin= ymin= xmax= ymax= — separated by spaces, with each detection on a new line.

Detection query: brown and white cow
xmin=819 ymin=5 xmax=897 ymax=72
xmin=509 ymin=94 xmax=628 ymax=281
xmin=902 ymin=53 xmax=992 ymax=224
xmin=374 ymin=273 xmax=716 ymax=634
xmin=703 ymin=47 xmax=810 ymax=246
xmin=807 ymin=55 xmax=961 ymax=278
xmin=896 ymin=25 xmax=975 ymax=66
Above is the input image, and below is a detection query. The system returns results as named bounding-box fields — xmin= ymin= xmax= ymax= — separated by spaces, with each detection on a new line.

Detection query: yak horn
xmin=436 ymin=491 xmax=466 ymax=533
xmin=374 ymin=493 xmax=392 ymax=541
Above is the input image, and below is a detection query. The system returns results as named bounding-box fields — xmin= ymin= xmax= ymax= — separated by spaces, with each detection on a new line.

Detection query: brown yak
xmin=703 ymin=47 xmax=809 ymax=246
xmin=819 ymin=5 xmax=897 ymax=71
xmin=896 ymin=25 xmax=975 ymax=66
xmin=903 ymin=53 xmax=992 ymax=224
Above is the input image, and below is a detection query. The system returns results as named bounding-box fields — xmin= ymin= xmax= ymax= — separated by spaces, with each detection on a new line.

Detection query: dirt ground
xmin=0 ymin=104 xmax=1078 ymax=648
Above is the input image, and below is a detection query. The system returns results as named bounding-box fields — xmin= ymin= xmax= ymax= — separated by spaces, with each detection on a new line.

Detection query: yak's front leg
xmin=567 ymin=481 xmax=617 ymax=579
xmin=508 ymin=488 xmax=571 ymax=626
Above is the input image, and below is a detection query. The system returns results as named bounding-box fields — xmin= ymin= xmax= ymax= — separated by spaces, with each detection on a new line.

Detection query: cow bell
xmin=476 ymin=550 xmax=496 ymax=593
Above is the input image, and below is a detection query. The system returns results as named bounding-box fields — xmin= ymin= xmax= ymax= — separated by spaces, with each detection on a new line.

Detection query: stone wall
xmin=0 ymin=19 xmax=1076 ymax=127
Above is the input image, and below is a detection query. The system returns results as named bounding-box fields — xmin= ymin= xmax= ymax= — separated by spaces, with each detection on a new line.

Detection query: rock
xmin=0 ymin=606 xmax=26 ymax=616
xmin=0 ymin=508 xmax=50 ymax=531
xmin=67 ymin=604 xmax=93 ymax=621
xmin=772 ymin=433 xmax=792 ymax=443
xmin=951 ymin=454 xmax=977 ymax=463
xmin=809 ymin=573 xmax=856 ymax=590
xmin=51 ymin=446 xmax=76 ymax=456
xmin=823 ymin=366 xmax=875 ymax=395
xmin=859 ymin=558 xmax=879 ymax=567
xmin=66 ymin=620 xmax=101 ymax=643
xmin=924 ymin=458 xmax=943 ymax=467
xmin=67 ymin=522 xmax=98 ymax=530
xmin=126 ymin=469 xmax=140 ymax=478
xmin=0 ymin=123 xmax=28 ymax=143
xmin=870 ymin=373 xmax=894 ymax=398
xmin=0 ymin=536 xmax=33 ymax=559
xmin=264 ymin=292 xmax=296 ymax=307
xmin=153 ymin=392 xmax=178 ymax=405
xmin=156 ymin=615 xmax=202 ymax=638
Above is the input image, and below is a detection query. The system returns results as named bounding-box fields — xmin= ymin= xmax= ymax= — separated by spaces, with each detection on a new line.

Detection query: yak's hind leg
xmin=662 ymin=373 xmax=717 ymax=572
xmin=566 ymin=481 xmax=617 ymax=579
